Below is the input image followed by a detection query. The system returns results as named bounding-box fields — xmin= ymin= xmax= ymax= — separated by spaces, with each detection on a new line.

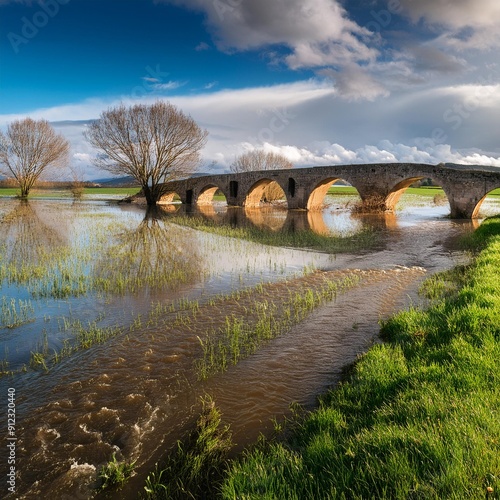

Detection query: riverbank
xmin=219 ymin=216 xmax=500 ymax=499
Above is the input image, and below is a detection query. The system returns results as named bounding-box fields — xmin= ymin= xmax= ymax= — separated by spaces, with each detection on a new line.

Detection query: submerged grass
xmin=0 ymin=297 xmax=35 ymax=329
xmin=1 ymin=204 xmax=203 ymax=302
xmin=21 ymin=270 xmax=342 ymax=375
xmin=27 ymin=318 xmax=124 ymax=372
xmin=221 ymin=216 xmax=500 ymax=499
xmin=194 ymin=275 xmax=360 ymax=380
xmin=169 ymin=214 xmax=377 ymax=254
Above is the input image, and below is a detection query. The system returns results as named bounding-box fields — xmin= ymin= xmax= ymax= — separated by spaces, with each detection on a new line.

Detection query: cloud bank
xmin=159 ymin=0 xmax=390 ymax=100
xmin=154 ymin=0 xmax=500 ymax=105
xmin=0 ymin=78 xmax=490 ymax=178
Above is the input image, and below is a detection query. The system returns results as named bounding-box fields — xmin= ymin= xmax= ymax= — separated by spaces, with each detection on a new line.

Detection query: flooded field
xmin=1 ymin=190 xmax=499 ymax=499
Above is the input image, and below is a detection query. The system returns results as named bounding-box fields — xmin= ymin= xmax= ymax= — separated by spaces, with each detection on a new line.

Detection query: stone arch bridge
xmin=157 ymin=163 xmax=500 ymax=219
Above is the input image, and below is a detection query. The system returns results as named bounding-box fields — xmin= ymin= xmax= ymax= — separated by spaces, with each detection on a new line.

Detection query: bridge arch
xmin=159 ymin=191 xmax=181 ymax=204
xmin=196 ymin=184 xmax=228 ymax=206
xmin=471 ymin=187 xmax=500 ymax=218
xmin=385 ymin=177 xmax=451 ymax=212
xmin=307 ymin=177 xmax=361 ymax=211
xmin=244 ymin=178 xmax=287 ymax=208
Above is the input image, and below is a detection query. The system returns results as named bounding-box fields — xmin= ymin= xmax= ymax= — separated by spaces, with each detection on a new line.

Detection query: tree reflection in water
xmin=0 ymin=201 xmax=67 ymax=282
xmin=93 ymin=206 xmax=203 ymax=294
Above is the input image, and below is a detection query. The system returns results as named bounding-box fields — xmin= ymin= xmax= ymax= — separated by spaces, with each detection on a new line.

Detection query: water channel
xmin=0 ymin=191 xmax=498 ymax=499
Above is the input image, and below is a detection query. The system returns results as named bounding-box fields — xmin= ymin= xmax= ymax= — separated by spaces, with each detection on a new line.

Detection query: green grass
xmin=97 ymin=453 xmax=136 ymax=491
xmin=404 ymin=186 xmax=445 ymax=196
xmin=0 ymin=187 xmax=140 ymax=198
xmin=143 ymin=397 xmax=233 ymax=499
xmin=0 ymin=297 xmax=35 ymax=329
xmin=327 ymin=186 xmax=360 ymax=196
xmin=328 ymin=186 xmax=500 ymax=198
xmin=0 ymin=188 xmax=21 ymax=197
xmin=82 ymin=187 xmax=140 ymax=196
xmin=221 ymin=216 xmax=500 ymax=500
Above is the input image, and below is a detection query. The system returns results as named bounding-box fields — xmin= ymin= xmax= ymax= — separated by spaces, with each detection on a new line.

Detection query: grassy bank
xmin=220 ymin=216 xmax=500 ymax=499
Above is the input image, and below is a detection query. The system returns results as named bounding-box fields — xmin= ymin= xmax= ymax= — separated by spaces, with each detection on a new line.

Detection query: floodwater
xmin=0 ymin=192 xmax=498 ymax=499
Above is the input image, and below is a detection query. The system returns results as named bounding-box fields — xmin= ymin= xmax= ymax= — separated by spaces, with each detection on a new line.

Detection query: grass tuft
xmin=97 ymin=453 xmax=136 ymax=491
xmin=143 ymin=397 xmax=233 ymax=499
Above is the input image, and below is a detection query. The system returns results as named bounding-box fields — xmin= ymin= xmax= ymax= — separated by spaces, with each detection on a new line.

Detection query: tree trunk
xmin=142 ymin=185 xmax=157 ymax=206
xmin=19 ymin=182 xmax=30 ymax=199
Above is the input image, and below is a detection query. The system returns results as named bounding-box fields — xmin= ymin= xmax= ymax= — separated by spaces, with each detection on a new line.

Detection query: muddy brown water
xmin=0 ymin=196 xmax=489 ymax=499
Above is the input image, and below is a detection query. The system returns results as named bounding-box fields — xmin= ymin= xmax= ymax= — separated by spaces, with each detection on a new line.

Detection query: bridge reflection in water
xmin=164 ymin=202 xmax=404 ymax=238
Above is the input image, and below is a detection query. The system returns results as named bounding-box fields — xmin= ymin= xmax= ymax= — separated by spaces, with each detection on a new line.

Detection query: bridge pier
xmin=449 ymin=198 xmax=480 ymax=219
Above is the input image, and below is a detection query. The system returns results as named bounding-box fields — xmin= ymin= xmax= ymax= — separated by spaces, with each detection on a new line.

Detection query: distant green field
xmin=0 ymin=185 xmax=498 ymax=199
xmin=326 ymin=186 xmax=359 ymax=196
xmin=82 ymin=187 xmax=140 ymax=196
xmin=0 ymin=187 xmax=140 ymax=198
xmin=0 ymin=188 xmax=19 ymax=197
xmin=327 ymin=185 xmax=500 ymax=197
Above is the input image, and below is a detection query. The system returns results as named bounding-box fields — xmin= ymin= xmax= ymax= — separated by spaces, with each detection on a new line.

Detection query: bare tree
xmin=84 ymin=101 xmax=208 ymax=206
xmin=230 ymin=150 xmax=293 ymax=202
xmin=230 ymin=150 xmax=292 ymax=173
xmin=68 ymin=164 xmax=86 ymax=199
xmin=0 ymin=118 xmax=70 ymax=198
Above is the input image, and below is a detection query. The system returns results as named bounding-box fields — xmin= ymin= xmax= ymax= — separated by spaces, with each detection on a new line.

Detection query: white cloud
xmin=2 ymin=79 xmax=499 ymax=178
xmin=159 ymin=0 xmax=500 ymax=100
xmin=73 ymin=152 xmax=91 ymax=163
xmin=195 ymin=41 xmax=210 ymax=51
xmin=159 ymin=0 xmax=381 ymax=100
xmin=240 ymin=140 xmax=500 ymax=170
xmin=203 ymin=81 xmax=218 ymax=90
xmin=320 ymin=65 xmax=389 ymax=101
xmin=151 ymin=80 xmax=187 ymax=91
xmin=161 ymin=0 xmax=369 ymax=52
xmin=399 ymin=0 xmax=500 ymax=29
xmin=398 ymin=0 xmax=500 ymax=50
xmin=142 ymin=76 xmax=161 ymax=84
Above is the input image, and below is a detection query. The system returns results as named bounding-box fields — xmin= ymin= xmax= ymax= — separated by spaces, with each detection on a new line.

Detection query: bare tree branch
xmin=230 ymin=150 xmax=293 ymax=202
xmin=84 ymin=101 xmax=208 ymax=206
xmin=229 ymin=150 xmax=292 ymax=173
xmin=0 ymin=118 xmax=70 ymax=198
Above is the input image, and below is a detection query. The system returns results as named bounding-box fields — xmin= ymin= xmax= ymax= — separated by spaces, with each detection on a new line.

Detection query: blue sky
xmin=1 ymin=0 xmax=500 ymax=178
xmin=1 ymin=0 xmax=304 ymax=112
